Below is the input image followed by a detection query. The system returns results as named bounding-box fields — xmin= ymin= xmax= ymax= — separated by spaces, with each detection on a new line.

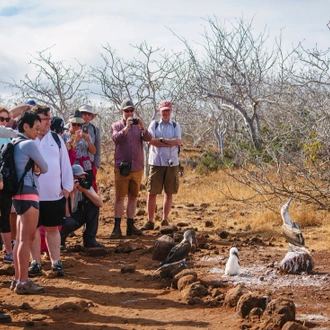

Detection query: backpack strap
xmin=89 ymin=123 xmax=96 ymax=136
xmin=51 ymin=131 xmax=61 ymax=149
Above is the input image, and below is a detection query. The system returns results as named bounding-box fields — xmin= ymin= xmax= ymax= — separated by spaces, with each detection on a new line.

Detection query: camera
xmin=76 ymin=177 xmax=91 ymax=189
xmin=132 ymin=118 xmax=139 ymax=125
xmin=168 ymin=159 xmax=173 ymax=167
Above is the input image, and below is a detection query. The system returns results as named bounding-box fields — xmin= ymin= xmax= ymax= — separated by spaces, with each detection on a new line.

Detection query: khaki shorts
xmin=147 ymin=165 xmax=180 ymax=195
xmin=115 ymin=168 xmax=143 ymax=197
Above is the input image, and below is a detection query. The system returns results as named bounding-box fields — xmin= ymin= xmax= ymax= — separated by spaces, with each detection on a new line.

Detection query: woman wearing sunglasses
xmin=62 ymin=110 xmax=96 ymax=186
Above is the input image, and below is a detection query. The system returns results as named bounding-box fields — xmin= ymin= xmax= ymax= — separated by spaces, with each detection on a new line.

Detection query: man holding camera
xmin=60 ymin=164 xmax=104 ymax=248
xmin=140 ymin=100 xmax=181 ymax=231
xmin=109 ymin=98 xmax=152 ymax=238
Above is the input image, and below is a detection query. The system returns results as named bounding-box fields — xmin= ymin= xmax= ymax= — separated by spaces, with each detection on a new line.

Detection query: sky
xmin=0 ymin=0 xmax=329 ymax=103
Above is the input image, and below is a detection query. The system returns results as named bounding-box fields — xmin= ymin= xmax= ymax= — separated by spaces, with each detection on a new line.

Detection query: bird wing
xmin=165 ymin=242 xmax=191 ymax=264
xmin=280 ymin=198 xmax=293 ymax=226
xmin=282 ymin=223 xmax=305 ymax=247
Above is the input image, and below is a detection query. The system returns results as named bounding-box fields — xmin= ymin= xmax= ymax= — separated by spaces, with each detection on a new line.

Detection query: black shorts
xmin=38 ymin=197 xmax=66 ymax=227
xmin=0 ymin=195 xmax=12 ymax=232
xmin=13 ymin=200 xmax=39 ymax=216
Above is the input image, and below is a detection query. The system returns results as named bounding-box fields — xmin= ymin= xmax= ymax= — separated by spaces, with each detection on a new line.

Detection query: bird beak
xmin=193 ymin=236 xmax=198 ymax=248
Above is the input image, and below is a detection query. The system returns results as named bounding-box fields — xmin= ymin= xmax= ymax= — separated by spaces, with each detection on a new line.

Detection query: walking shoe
xmin=51 ymin=260 xmax=64 ymax=277
xmin=126 ymin=219 xmax=142 ymax=236
xmin=139 ymin=221 xmax=155 ymax=231
xmin=160 ymin=219 xmax=169 ymax=226
xmin=3 ymin=253 xmax=13 ymax=263
xmin=14 ymin=279 xmax=44 ymax=294
xmin=109 ymin=227 xmax=123 ymax=239
xmin=10 ymin=279 xmax=17 ymax=291
xmin=84 ymin=241 xmax=105 ymax=248
xmin=28 ymin=260 xmax=43 ymax=277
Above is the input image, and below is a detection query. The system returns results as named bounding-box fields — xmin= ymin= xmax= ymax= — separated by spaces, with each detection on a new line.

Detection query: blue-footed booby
xmin=281 ymin=198 xmax=306 ymax=251
xmin=154 ymin=229 xmax=197 ymax=273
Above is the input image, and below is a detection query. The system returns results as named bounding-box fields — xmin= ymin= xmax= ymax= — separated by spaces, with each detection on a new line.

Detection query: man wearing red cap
xmin=140 ymin=100 xmax=181 ymax=231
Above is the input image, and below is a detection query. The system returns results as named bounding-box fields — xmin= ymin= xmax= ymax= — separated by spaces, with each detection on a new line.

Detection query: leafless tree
xmin=2 ymin=47 xmax=89 ymax=120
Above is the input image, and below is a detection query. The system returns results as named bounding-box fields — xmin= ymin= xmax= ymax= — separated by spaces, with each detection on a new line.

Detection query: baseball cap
xmin=158 ymin=100 xmax=172 ymax=111
xmin=25 ymin=100 xmax=36 ymax=106
xmin=121 ymin=99 xmax=135 ymax=110
xmin=72 ymin=164 xmax=87 ymax=176
xmin=51 ymin=116 xmax=68 ymax=131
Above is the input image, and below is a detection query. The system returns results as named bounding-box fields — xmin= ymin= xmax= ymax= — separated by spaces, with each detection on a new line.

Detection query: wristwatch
xmin=160 ymin=137 xmax=163 ymax=143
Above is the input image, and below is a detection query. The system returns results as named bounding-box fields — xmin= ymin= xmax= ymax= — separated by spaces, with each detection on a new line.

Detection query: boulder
xmin=262 ymin=297 xmax=295 ymax=327
xmin=152 ymin=235 xmax=175 ymax=262
xmin=236 ymin=292 xmax=268 ymax=318
xmin=282 ymin=321 xmax=309 ymax=330
xmin=177 ymin=274 xmax=198 ymax=291
xmin=224 ymin=284 xmax=244 ymax=307
xmin=171 ymin=269 xmax=198 ymax=289
xmin=182 ymin=282 xmax=208 ymax=303
xmin=280 ymin=251 xmax=314 ymax=274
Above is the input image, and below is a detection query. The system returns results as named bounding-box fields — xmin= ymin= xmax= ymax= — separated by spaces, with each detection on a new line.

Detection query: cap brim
xmin=74 ymin=171 xmax=88 ymax=176
xmin=159 ymin=107 xmax=171 ymax=111
xmin=69 ymin=118 xmax=85 ymax=124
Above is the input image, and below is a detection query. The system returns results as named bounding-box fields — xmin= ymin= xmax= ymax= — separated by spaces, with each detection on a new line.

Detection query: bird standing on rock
xmin=281 ymin=198 xmax=306 ymax=251
xmin=225 ymin=247 xmax=240 ymax=276
xmin=154 ymin=229 xmax=197 ymax=272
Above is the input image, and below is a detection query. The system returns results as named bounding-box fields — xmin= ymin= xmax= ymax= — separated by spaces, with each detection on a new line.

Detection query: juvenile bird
xmin=225 ymin=247 xmax=240 ymax=276
xmin=154 ymin=229 xmax=197 ymax=272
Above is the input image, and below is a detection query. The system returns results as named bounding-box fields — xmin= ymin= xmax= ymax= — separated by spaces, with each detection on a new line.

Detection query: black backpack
xmin=0 ymin=138 xmax=33 ymax=196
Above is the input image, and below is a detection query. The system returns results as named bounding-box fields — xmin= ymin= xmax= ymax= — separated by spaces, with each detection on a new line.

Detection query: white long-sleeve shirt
xmin=34 ymin=130 xmax=74 ymax=201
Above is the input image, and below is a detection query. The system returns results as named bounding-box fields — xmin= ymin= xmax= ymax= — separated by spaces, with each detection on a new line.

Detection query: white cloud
xmin=0 ymin=0 xmax=330 ymax=101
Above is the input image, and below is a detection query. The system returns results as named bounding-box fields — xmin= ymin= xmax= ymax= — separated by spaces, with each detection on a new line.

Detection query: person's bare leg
xmin=30 ymin=228 xmax=42 ymax=264
xmin=147 ymin=194 xmax=157 ymax=223
xmin=114 ymin=196 xmax=125 ymax=218
xmin=1 ymin=232 xmax=13 ymax=254
xmin=16 ymin=207 xmax=39 ymax=282
xmin=10 ymin=212 xmax=17 ymax=241
xmin=44 ymin=226 xmax=60 ymax=264
xmin=13 ymin=218 xmax=20 ymax=281
xmin=163 ymin=193 xmax=173 ymax=221
xmin=126 ymin=195 xmax=137 ymax=218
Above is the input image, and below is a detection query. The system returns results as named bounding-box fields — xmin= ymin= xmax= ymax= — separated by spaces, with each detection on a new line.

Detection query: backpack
xmin=0 ymin=138 xmax=34 ymax=196
xmin=50 ymin=131 xmax=61 ymax=150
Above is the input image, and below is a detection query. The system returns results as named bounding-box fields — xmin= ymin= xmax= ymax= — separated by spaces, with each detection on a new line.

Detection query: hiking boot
xmin=51 ymin=260 xmax=64 ymax=277
xmin=14 ymin=279 xmax=44 ymax=294
xmin=3 ymin=253 xmax=13 ymax=263
xmin=160 ymin=219 xmax=169 ymax=226
xmin=109 ymin=226 xmax=123 ymax=239
xmin=139 ymin=221 xmax=155 ymax=231
xmin=10 ymin=279 xmax=17 ymax=291
xmin=28 ymin=260 xmax=42 ymax=277
xmin=84 ymin=241 xmax=105 ymax=248
xmin=126 ymin=219 xmax=142 ymax=236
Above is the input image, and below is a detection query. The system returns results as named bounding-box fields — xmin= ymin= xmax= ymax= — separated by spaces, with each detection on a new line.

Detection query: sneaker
xmin=139 ymin=221 xmax=155 ymax=231
xmin=28 ymin=260 xmax=43 ymax=277
xmin=51 ymin=260 xmax=64 ymax=277
xmin=14 ymin=279 xmax=44 ymax=294
xmin=10 ymin=279 xmax=17 ymax=291
xmin=160 ymin=219 xmax=169 ymax=226
xmin=3 ymin=253 xmax=13 ymax=263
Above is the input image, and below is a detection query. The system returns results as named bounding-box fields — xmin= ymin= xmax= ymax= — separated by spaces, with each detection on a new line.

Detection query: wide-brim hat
xmin=78 ymin=104 xmax=97 ymax=116
xmin=69 ymin=110 xmax=85 ymax=124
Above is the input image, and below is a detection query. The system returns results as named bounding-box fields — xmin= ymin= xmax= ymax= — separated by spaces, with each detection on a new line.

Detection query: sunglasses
xmin=123 ymin=109 xmax=134 ymax=113
xmin=72 ymin=123 xmax=81 ymax=127
xmin=0 ymin=117 xmax=10 ymax=123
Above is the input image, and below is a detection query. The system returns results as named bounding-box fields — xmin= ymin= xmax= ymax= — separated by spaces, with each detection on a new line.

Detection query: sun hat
xmin=51 ymin=116 xmax=68 ymax=131
xmin=69 ymin=110 xmax=85 ymax=124
xmin=78 ymin=104 xmax=97 ymax=115
xmin=72 ymin=164 xmax=87 ymax=176
xmin=121 ymin=99 xmax=135 ymax=110
xmin=158 ymin=100 xmax=172 ymax=111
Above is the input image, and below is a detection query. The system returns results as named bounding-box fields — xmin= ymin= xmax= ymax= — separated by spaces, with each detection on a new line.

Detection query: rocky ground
xmin=0 ymin=179 xmax=329 ymax=329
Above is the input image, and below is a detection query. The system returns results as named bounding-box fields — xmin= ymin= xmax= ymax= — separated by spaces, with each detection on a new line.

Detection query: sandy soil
xmin=0 ymin=181 xmax=330 ymax=330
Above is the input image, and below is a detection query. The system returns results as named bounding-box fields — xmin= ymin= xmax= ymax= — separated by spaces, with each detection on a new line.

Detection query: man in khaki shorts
xmin=109 ymin=99 xmax=152 ymax=238
xmin=140 ymin=100 xmax=181 ymax=231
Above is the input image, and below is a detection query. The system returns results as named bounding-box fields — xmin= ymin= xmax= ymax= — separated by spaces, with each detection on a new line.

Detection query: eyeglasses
xmin=71 ymin=123 xmax=81 ymax=127
xmin=123 ymin=109 xmax=134 ymax=113
xmin=0 ymin=117 xmax=10 ymax=122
